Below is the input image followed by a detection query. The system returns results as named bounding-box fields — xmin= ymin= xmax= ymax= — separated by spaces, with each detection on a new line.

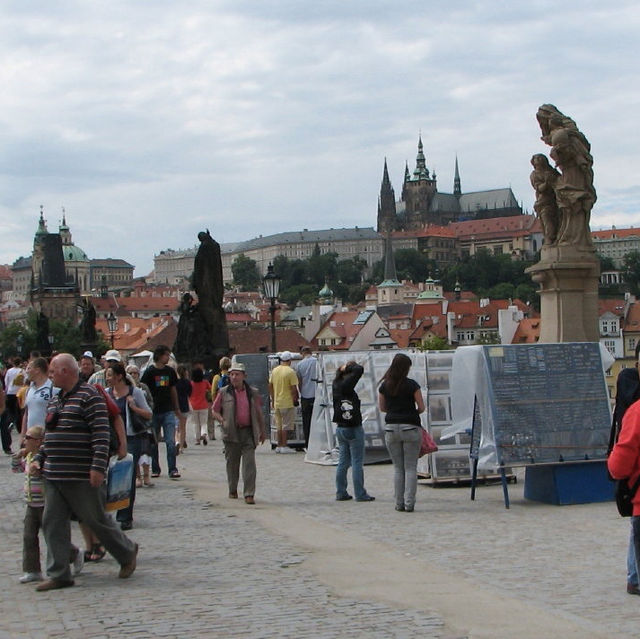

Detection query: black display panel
xmin=480 ymin=343 xmax=611 ymax=466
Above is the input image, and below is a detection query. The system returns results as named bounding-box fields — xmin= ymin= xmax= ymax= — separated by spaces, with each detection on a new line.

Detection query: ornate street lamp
xmin=48 ymin=333 xmax=54 ymax=356
xmin=262 ymin=263 xmax=281 ymax=353
xmin=107 ymin=312 xmax=118 ymax=349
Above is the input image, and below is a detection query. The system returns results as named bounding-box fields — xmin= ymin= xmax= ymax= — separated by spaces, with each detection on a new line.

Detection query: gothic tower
xmin=376 ymin=158 xmax=397 ymax=233
xmin=401 ymin=135 xmax=438 ymax=228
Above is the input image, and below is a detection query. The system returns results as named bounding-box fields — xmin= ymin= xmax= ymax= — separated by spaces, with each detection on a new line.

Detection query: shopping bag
xmin=419 ymin=427 xmax=438 ymax=457
xmin=105 ymin=453 xmax=134 ymax=512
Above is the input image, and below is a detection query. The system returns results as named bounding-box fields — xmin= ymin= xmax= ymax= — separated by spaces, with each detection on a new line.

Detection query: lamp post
xmin=262 ymin=263 xmax=281 ymax=353
xmin=48 ymin=333 xmax=54 ymax=356
xmin=107 ymin=312 xmax=118 ymax=349
xmin=16 ymin=332 xmax=24 ymax=358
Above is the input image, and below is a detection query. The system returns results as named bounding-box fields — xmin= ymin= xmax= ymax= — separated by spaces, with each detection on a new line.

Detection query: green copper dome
xmin=63 ymin=245 xmax=89 ymax=261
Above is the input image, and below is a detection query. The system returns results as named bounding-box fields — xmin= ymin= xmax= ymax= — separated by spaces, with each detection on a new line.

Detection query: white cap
xmin=82 ymin=351 xmax=94 ymax=359
xmin=104 ymin=349 xmax=122 ymax=362
xmin=279 ymin=351 xmax=292 ymax=361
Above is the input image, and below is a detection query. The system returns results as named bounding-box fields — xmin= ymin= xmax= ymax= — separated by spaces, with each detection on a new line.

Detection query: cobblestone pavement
xmin=1 ymin=437 xmax=638 ymax=638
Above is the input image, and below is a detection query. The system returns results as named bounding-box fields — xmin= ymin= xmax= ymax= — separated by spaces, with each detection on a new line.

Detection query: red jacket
xmin=608 ymin=398 xmax=640 ymax=516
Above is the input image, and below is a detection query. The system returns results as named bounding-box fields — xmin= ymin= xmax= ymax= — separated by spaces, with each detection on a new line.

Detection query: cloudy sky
xmin=1 ymin=1 xmax=639 ymax=276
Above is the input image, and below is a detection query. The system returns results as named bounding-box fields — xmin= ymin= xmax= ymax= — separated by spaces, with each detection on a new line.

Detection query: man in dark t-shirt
xmin=140 ymin=345 xmax=182 ymax=479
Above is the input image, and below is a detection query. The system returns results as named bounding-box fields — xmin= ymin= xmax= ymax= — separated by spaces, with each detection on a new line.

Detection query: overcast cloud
xmin=1 ymin=1 xmax=639 ymax=276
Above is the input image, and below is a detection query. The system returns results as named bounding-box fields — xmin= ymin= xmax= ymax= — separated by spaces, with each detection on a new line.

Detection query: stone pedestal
xmin=525 ymin=245 xmax=600 ymax=343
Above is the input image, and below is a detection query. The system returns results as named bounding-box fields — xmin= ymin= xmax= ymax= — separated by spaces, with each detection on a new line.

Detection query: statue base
xmin=525 ymin=244 xmax=600 ymax=343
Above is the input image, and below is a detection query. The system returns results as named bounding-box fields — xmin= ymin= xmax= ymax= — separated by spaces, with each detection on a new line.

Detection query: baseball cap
xmin=104 ymin=349 xmax=122 ymax=362
xmin=82 ymin=351 xmax=94 ymax=359
xmin=279 ymin=351 xmax=292 ymax=361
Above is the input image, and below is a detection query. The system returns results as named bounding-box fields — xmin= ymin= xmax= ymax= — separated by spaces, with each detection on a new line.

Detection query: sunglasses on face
xmin=25 ymin=435 xmax=43 ymax=441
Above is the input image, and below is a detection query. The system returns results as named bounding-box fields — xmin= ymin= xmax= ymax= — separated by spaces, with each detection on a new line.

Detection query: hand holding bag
xmin=419 ymin=426 xmax=438 ymax=457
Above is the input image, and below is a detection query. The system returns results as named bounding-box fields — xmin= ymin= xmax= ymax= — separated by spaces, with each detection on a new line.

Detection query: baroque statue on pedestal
xmin=533 ymin=104 xmax=596 ymax=248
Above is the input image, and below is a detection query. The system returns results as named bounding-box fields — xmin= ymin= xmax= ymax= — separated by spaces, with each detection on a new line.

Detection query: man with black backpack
xmin=609 ymin=342 xmax=640 ymax=596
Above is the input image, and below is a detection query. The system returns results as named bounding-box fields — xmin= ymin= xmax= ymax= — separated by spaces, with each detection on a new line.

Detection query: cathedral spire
xmin=382 ymin=233 xmax=399 ymax=284
xmin=453 ymin=156 xmax=461 ymax=197
xmin=377 ymin=158 xmax=397 ymax=233
xmin=412 ymin=134 xmax=430 ymax=180
xmin=35 ymin=205 xmax=48 ymax=237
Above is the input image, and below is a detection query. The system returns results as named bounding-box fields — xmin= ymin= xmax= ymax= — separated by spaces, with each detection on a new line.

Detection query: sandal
xmin=89 ymin=544 xmax=106 ymax=562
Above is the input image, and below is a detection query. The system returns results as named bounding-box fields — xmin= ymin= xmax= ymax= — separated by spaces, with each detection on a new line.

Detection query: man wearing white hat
xmin=211 ymin=362 xmax=266 ymax=504
xmin=268 ymin=351 xmax=299 ymax=453
xmin=88 ymin=350 xmax=122 ymax=387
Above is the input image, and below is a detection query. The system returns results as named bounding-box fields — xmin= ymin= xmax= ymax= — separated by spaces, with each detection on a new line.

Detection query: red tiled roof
xmin=449 ymin=215 xmax=538 ymax=240
xmin=598 ymin=299 xmax=626 ymax=317
xmin=391 ymin=224 xmax=456 ymax=239
xmin=511 ymin=318 xmax=540 ymax=343
xmin=228 ymin=328 xmax=309 ymax=355
xmin=592 ymin=227 xmax=640 ymax=239
xmin=624 ymin=302 xmax=640 ymax=331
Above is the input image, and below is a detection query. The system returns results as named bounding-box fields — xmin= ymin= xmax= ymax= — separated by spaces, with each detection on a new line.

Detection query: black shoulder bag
xmin=615 ymin=475 xmax=640 ymax=517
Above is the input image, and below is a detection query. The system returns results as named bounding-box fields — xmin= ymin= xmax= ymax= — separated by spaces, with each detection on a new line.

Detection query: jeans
xmin=301 ymin=397 xmax=315 ymax=447
xmin=384 ymin=424 xmax=421 ymax=509
xmin=151 ymin=411 xmax=177 ymax=475
xmin=335 ymin=425 xmax=368 ymax=500
xmin=631 ymin=516 xmax=640 ymax=586
xmin=117 ymin=435 xmax=144 ymax=524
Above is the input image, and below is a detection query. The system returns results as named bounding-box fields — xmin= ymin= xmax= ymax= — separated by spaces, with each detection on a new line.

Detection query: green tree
xmin=0 ymin=311 xmax=95 ymax=361
xmin=394 ymin=249 xmax=436 ymax=283
xmin=598 ymin=254 xmax=616 ymax=272
xmin=622 ymin=251 xmax=640 ymax=296
xmin=231 ymin=254 xmax=261 ymax=291
xmin=418 ymin=335 xmax=450 ymax=351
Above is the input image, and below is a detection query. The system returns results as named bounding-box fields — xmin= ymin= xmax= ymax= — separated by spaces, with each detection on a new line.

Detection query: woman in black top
xmin=378 ymin=353 xmax=425 ymax=512
xmin=332 ymin=361 xmax=374 ymax=502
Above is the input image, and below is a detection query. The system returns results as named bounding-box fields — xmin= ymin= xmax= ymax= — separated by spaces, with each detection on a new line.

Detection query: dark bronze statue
xmin=79 ymin=298 xmax=97 ymax=343
xmin=36 ymin=311 xmax=51 ymax=354
xmin=174 ymin=230 xmax=229 ymax=368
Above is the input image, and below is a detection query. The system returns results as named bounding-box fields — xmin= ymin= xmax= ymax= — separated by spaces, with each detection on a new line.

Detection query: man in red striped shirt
xmin=31 ymin=353 xmax=138 ymax=591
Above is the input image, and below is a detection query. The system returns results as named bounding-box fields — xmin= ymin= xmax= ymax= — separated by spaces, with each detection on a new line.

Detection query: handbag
xmin=129 ymin=406 xmax=151 ymax=434
xmin=127 ymin=390 xmax=151 ymax=434
xmin=615 ymin=475 xmax=640 ymax=517
xmin=419 ymin=426 xmax=438 ymax=457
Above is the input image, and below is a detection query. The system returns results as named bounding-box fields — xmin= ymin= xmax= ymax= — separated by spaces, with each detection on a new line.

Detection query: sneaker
xmin=20 ymin=572 xmax=43 ymax=584
xmin=201 ymin=435 xmax=208 ymax=446
xmin=169 ymin=470 xmax=181 ymax=479
xmin=281 ymin=447 xmax=296 ymax=454
xmin=72 ymin=548 xmax=84 ymax=576
xmin=274 ymin=447 xmax=282 ymax=453
xmin=627 ymin=583 xmax=640 ymax=595
xmin=355 ymin=495 xmax=375 ymax=502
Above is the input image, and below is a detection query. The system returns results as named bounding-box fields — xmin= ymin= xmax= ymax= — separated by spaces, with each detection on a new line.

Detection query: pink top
xmin=189 ymin=380 xmax=211 ymax=410
xmin=212 ymin=385 xmax=261 ymax=429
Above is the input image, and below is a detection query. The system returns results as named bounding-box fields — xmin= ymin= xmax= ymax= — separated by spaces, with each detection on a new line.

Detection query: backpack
xmin=218 ymin=374 xmax=230 ymax=390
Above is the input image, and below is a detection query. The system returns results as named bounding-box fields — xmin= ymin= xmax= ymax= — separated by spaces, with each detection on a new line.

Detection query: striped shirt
xmin=11 ymin=451 xmax=45 ymax=507
xmin=35 ymin=381 xmax=111 ymax=481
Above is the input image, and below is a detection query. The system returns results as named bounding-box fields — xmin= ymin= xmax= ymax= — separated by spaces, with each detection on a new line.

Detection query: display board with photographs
xmin=417 ymin=351 xmax=474 ymax=481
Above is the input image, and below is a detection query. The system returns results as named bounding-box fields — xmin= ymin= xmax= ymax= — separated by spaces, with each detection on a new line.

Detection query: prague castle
xmin=377 ymin=136 xmax=522 ymax=232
